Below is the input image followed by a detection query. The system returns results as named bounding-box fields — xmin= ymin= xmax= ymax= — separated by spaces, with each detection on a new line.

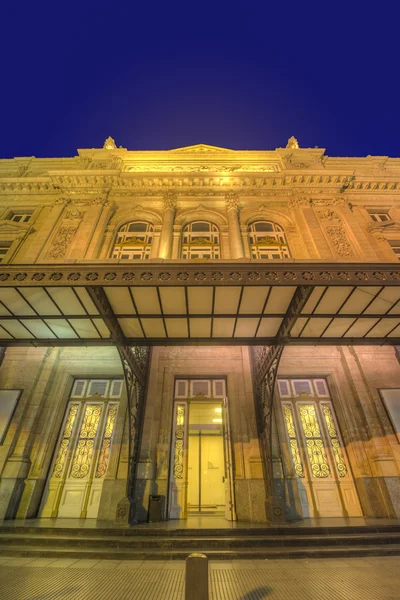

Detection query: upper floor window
xmin=112 ymin=221 xmax=153 ymax=260
xmin=389 ymin=240 xmax=400 ymax=260
xmin=368 ymin=211 xmax=390 ymax=222
xmin=181 ymin=222 xmax=220 ymax=259
xmin=0 ymin=242 xmax=11 ymax=263
xmin=7 ymin=212 xmax=31 ymax=223
xmin=248 ymin=221 xmax=290 ymax=259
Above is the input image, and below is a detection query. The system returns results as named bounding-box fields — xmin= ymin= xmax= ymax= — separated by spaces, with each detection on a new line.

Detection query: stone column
xmin=158 ymin=192 xmax=177 ymax=259
xmin=225 ymin=193 xmax=244 ymax=259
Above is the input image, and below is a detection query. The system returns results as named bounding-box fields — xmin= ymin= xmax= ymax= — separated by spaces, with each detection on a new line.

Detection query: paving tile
xmin=163 ymin=561 xmax=186 ymax=569
xmin=2 ymin=557 xmax=36 ymax=566
xmin=92 ymin=559 xmax=122 ymax=569
xmin=47 ymin=558 xmax=80 ymax=567
xmin=72 ymin=559 xmax=101 ymax=568
xmin=139 ymin=560 xmax=167 ymax=569
xmin=26 ymin=558 xmax=58 ymax=567
xmin=116 ymin=560 xmax=144 ymax=569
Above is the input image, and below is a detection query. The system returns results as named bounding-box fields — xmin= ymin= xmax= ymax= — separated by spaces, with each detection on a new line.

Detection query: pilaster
xmin=225 ymin=193 xmax=244 ymax=259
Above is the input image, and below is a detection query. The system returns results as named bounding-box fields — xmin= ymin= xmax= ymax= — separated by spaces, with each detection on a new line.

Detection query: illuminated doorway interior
xmin=187 ymin=402 xmax=225 ymax=514
xmin=168 ymin=378 xmax=236 ymax=520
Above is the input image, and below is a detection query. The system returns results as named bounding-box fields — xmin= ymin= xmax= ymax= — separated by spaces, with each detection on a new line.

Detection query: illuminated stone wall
xmin=1 ymin=138 xmax=400 ymax=522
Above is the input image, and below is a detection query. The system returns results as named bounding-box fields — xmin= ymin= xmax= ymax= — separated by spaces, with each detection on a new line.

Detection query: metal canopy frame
xmin=0 ymin=263 xmax=400 ymax=346
xmin=1 ymin=261 xmax=400 ymax=523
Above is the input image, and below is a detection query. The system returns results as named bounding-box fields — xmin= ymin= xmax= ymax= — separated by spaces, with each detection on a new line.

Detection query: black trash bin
xmin=148 ymin=494 xmax=165 ymax=522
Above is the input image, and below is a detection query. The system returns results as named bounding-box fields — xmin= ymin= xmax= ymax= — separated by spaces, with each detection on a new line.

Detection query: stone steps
xmin=1 ymin=532 xmax=400 ymax=549
xmin=1 ymin=524 xmax=400 ymax=559
xmin=1 ymin=543 xmax=400 ymax=561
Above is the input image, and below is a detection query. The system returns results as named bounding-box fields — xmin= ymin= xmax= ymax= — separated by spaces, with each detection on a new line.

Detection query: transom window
xmin=368 ymin=211 xmax=390 ymax=222
xmin=181 ymin=222 xmax=220 ymax=259
xmin=112 ymin=221 xmax=153 ymax=260
xmin=248 ymin=221 xmax=290 ymax=259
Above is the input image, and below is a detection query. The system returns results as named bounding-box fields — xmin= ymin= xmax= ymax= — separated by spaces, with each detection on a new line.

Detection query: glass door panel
xmin=187 ymin=402 xmax=225 ymax=514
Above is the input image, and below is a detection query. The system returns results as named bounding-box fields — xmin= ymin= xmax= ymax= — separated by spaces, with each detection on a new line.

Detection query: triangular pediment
xmin=0 ymin=221 xmax=29 ymax=234
xmin=169 ymin=144 xmax=234 ymax=153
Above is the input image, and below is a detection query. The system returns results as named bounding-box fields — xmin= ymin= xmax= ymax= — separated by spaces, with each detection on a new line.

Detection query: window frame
xmin=248 ymin=220 xmax=290 ymax=259
xmin=111 ymin=221 xmax=154 ymax=260
xmin=181 ymin=221 xmax=221 ymax=260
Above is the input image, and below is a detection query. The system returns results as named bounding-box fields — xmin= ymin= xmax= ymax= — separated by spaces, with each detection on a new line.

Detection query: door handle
xmin=222 ymin=476 xmax=225 ymax=483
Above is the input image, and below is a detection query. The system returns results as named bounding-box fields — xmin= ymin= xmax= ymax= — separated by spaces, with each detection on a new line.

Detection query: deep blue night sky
xmin=2 ymin=3 xmax=399 ymax=159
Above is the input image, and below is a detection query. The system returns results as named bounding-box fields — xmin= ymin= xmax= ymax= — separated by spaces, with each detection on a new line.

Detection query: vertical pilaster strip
xmin=158 ymin=192 xmax=177 ymax=259
xmin=225 ymin=193 xmax=244 ymax=259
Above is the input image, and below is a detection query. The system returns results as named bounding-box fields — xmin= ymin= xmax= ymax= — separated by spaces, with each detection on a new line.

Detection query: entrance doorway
xmin=278 ymin=378 xmax=363 ymax=517
xmin=168 ymin=378 xmax=236 ymax=521
xmin=187 ymin=402 xmax=225 ymax=514
xmin=40 ymin=378 xmax=122 ymax=519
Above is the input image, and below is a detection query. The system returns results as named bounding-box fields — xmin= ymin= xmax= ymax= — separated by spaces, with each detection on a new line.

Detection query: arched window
xmin=181 ymin=222 xmax=220 ymax=259
xmin=112 ymin=222 xmax=153 ymax=260
xmin=248 ymin=221 xmax=290 ymax=259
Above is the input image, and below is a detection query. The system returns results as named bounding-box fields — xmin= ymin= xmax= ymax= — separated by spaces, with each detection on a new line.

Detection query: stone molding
xmin=1 ymin=262 xmax=400 ymax=287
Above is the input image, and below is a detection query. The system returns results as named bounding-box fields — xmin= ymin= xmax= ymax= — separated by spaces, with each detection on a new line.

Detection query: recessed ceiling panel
xmin=300 ymin=318 xmax=331 ymax=337
xmin=343 ymin=318 xmax=379 ymax=338
xmin=46 ymin=288 xmax=86 ymax=315
xmin=212 ymin=318 xmax=235 ymax=337
xmin=74 ymin=288 xmax=99 ymax=315
xmin=239 ymin=287 xmax=269 ymax=314
xmin=365 ymin=318 xmax=400 ymax=338
xmin=105 ymin=287 xmax=135 ymax=315
xmin=290 ymin=317 xmax=308 ymax=337
xmin=264 ymin=286 xmax=296 ymax=314
xmin=214 ymin=287 xmax=241 ymax=314
xmin=0 ymin=320 xmax=33 ymax=338
xmin=159 ymin=288 xmax=186 ymax=314
xmin=165 ymin=318 xmax=188 ymax=337
xmin=0 ymin=325 xmax=12 ymax=339
xmin=20 ymin=288 xmax=60 ymax=315
xmin=234 ymin=318 xmax=259 ymax=337
xmin=364 ymin=287 xmax=400 ymax=315
xmin=44 ymin=319 xmax=78 ymax=338
xmin=314 ymin=287 xmax=353 ymax=314
xmin=0 ymin=289 xmax=35 ymax=316
xmin=339 ymin=287 xmax=382 ymax=314
xmin=257 ymin=317 xmax=282 ymax=337
xmin=301 ymin=287 xmax=326 ymax=314
xmin=20 ymin=319 xmax=56 ymax=339
xmin=322 ymin=318 xmax=355 ymax=337
xmin=141 ymin=318 xmax=166 ymax=337
xmin=69 ymin=319 xmax=100 ymax=338
xmin=91 ymin=319 xmax=111 ymax=338
xmin=188 ymin=287 xmax=213 ymax=314
xmin=117 ymin=318 xmax=143 ymax=337
xmin=131 ymin=287 xmax=161 ymax=314
xmin=190 ymin=318 xmax=212 ymax=337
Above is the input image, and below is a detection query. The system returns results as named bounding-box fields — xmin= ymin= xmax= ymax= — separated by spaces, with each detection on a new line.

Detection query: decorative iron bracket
xmin=250 ymin=285 xmax=313 ymax=521
xmin=86 ymin=286 xmax=151 ymax=521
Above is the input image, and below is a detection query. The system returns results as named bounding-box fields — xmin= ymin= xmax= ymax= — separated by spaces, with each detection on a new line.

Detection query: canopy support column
xmin=250 ymin=285 xmax=313 ymax=523
xmin=86 ymin=287 xmax=151 ymax=523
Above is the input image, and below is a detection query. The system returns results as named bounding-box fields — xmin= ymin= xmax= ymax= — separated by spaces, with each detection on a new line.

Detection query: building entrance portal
xmin=168 ymin=379 xmax=236 ymax=521
xmin=187 ymin=402 xmax=225 ymax=515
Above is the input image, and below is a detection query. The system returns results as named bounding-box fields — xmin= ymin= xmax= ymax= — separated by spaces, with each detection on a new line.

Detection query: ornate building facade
xmin=1 ymin=137 xmax=400 ymax=525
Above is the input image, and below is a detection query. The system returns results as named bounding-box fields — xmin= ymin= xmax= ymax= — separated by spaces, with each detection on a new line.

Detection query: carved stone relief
xmin=225 ymin=192 xmax=240 ymax=211
xmin=46 ymin=225 xmax=80 ymax=259
xmin=325 ymin=226 xmax=355 ymax=258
